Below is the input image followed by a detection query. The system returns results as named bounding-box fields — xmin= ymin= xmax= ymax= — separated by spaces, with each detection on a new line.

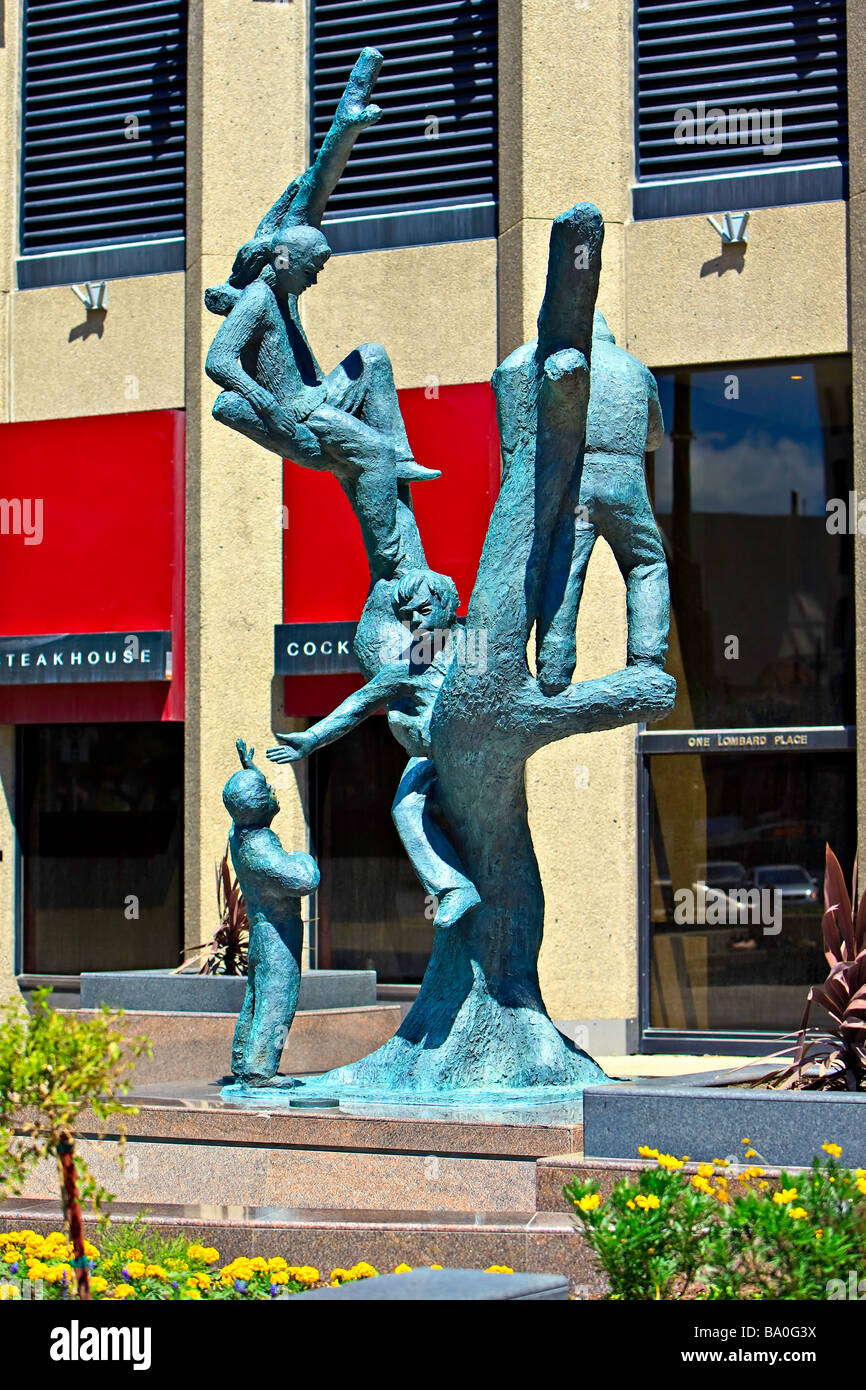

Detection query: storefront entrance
xmin=18 ymin=723 xmax=184 ymax=979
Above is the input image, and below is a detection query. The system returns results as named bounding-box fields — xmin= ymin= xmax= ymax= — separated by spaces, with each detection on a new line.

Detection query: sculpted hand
xmin=266 ymin=732 xmax=318 ymax=764
xmin=336 ymin=48 xmax=384 ymax=133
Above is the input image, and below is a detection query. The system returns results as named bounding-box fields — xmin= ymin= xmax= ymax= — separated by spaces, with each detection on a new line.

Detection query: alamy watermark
xmin=674 ymin=102 xmax=783 ymax=158
xmin=673 ymin=880 xmax=782 ymax=935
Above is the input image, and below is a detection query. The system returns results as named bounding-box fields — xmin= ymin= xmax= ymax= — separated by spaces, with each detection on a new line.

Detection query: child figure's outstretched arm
xmin=266 ymin=662 xmax=413 ymax=763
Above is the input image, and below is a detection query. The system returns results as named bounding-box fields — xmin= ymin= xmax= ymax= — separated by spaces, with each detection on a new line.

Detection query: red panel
xmin=282 ymin=382 xmax=499 ymax=713
xmin=0 ymin=410 xmax=184 ymax=723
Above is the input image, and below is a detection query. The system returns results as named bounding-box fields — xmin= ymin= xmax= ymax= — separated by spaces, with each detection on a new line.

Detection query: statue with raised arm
xmin=204 ymin=48 xmax=438 ymax=580
xmin=223 ymin=740 xmax=319 ymax=1087
xmin=215 ymin=49 xmax=677 ymax=1102
xmin=267 ymin=569 xmax=481 ymax=931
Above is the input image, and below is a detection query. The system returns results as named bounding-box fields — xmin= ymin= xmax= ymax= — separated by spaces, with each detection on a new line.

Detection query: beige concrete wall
xmin=9 ymin=274 xmax=185 ymax=421
xmin=626 ymin=203 xmax=849 ymax=365
xmin=184 ymin=0 xmax=310 ymax=950
xmin=301 ymin=240 xmax=498 ymax=389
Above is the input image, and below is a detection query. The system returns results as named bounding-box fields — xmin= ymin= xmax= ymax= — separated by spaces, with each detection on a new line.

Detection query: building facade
xmin=0 ymin=0 xmax=862 ymax=1054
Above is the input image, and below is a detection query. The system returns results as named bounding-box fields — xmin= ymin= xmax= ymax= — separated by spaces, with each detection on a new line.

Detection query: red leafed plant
xmin=177 ymin=846 xmax=250 ymax=976
xmin=771 ymin=844 xmax=866 ymax=1091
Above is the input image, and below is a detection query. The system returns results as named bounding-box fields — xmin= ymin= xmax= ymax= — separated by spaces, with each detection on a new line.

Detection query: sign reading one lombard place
xmin=274 ymin=622 xmax=361 ymax=676
xmin=0 ymin=631 xmax=172 ymax=684
xmin=638 ymin=726 xmax=856 ymax=754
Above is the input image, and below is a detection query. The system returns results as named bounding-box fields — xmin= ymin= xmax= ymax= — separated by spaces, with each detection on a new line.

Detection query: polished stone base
xmin=79 ymin=967 xmax=376 ymax=1014
xmin=16 ymin=1084 xmax=584 ymax=1215
xmin=583 ymin=1081 xmax=866 ymax=1168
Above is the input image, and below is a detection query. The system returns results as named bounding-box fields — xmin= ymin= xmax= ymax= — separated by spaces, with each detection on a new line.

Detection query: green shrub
xmin=566 ymin=1142 xmax=866 ymax=1299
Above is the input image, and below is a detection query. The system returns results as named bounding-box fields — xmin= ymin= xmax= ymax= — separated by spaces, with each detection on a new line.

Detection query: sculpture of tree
xmin=208 ymin=51 xmax=676 ymax=1096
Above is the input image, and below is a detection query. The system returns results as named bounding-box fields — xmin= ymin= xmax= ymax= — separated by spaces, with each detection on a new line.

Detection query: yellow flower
xmin=144 ymin=1265 xmax=167 ymax=1281
xmin=270 ymin=1271 xmax=289 ymax=1285
xmin=90 ymin=1277 xmax=108 ymax=1294
xmin=122 ymin=1248 xmax=143 ymax=1262
xmin=857 ymin=1178 xmax=866 ymax=1197
xmin=293 ymin=1266 xmax=319 ymax=1286
xmin=758 ymin=1181 xmax=769 ymax=1190
xmin=855 ymin=1169 xmax=866 ymax=1180
xmin=577 ymin=1193 xmax=601 ymax=1212
xmin=712 ymin=1158 xmax=730 ymax=1168
xmin=815 ymin=1229 xmax=824 ymax=1240
xmin=626 ymin=1200 xmax=636 ymax=1210
xmin=124 ymin=1261 xmax=146 ymax=1279
xmin=742 ymin=1138 xmax=751 ymax=1145
xmin=772 ymin=1188 xmax=799 ymax=1206
xmin=635 ymin=1194 xmax=660 ymax=1210
xmin=485 ymin=1265 xmax=513 ymax=1274
xmin=656 ymin=1154 xmax=683 ymax=1171
xmin=822 ymin=1142 xmax=843 ymax=1158
xmin=638 ymin=1146 xmax=659 ymax=1159
xmin=330 ymin=1268 xmax=349 ymax=1286
xmin=112 ymin=1285 xmax=135 ymax=1300
xmin=430 ymin=1264 xmax=443 ymax=1270
xmin=349 ymin=1263 xmax=377 ymax=1279
xmin=744 ymin=1149 xmax=758 ymax=1159
xmin=394 ymin=1263 xmax=413 ymax=1274
xmin=267 ymin=1257 xmax=288 ymax=1273
xmin=186 ymin=1272 xmax=211 ymax=1290
xmin=788 ymin=1207 xmax=808 ymax=1220
xmin=83 ymin=1241 xmax=100 ymax=1259
xmin=691 ymin=1175 xmax=714 ymax=1194
xmin=697 ymin=1163 xmax=714 ymax=1178
xmin=181 ymin=1289 xmax=202 ymax=1300
xmin=248 ymin=1257 xmax=268 ymax=1273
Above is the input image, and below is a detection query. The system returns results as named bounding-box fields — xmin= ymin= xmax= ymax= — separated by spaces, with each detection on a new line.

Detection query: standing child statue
xmin=223 ymin=739 xmax=320 ymax=1087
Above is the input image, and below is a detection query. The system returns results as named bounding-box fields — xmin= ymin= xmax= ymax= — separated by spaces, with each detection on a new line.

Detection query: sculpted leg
xmin=391 ymin=757 xmax=480 ymax=930
xmin=238 ymin=917 xmax=303 ymax=1085
xmin=327 ymin=344 xmax=440 ymax=483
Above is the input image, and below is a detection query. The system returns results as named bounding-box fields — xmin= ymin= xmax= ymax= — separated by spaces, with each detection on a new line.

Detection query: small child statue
xmin=223 ymin=738 xmax=320 ymax=1087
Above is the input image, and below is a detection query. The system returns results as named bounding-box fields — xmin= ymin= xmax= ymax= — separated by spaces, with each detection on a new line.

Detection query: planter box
xmin=583 ymin=1082 xmax=866 ymax=1168
xmin=79 ymin=968 xmax=376 ymax=1015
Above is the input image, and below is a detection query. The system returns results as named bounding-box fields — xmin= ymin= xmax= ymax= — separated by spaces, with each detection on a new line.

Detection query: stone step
xmin=17 ymin=1093 xmax=584 ymax=1215
xmin=0 ymin=1197 xmax=601 ymax=1296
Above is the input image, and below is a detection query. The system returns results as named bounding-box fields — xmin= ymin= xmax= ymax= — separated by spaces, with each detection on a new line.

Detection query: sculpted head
xmin=269 ymin=226 xmax=331 ymax=295
xmin=223 ymin=768 xmax=280 ymax=829
xmin=593 ymin=310 xmax=616 ymax=344
xmin=228 ymin=225 xmax=331 ymax=297
xmin=392 ymin=569 xmax=459 ymax=635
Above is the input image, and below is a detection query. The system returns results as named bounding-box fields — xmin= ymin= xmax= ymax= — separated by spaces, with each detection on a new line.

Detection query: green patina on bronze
xmin=209 ymin=50 xmax=675 ymax=1099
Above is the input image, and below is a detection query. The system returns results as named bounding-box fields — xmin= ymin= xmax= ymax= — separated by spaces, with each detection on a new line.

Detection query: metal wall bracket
xmin=706 ymin=212 xmax=749 ymax=247
xmin=71 ymin=281 xmax=108 ymax=311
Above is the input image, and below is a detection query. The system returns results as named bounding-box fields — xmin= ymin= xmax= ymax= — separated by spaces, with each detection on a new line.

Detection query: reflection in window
xmin=648 ymin=357 xmax=854 ymax=728
xmin=648 ymin=750 xmax=855 ymax=1033
xmin=20 ymin=724 xmax=183 ymax=975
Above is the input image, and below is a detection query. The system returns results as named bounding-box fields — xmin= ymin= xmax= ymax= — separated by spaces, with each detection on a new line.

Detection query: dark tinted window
xmin=648 ymin=356 xmax=854 ymax=728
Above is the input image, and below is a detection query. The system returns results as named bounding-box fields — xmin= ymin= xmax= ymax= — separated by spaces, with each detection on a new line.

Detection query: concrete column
xmin=498 ymin=0 xmax=640 ymax=1025
xmin=183 ymin=0 xmax=310 ymax=952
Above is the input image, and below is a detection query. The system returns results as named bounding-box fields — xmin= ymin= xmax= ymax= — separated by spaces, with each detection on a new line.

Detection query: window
xmin=311 ymin=0 xmax=498 ymax=252
xmin=18 ymin=723 xmax=184 ymax=977
xmin=19 ymin=0 xmax=188 ymax=288
xmin=634 ymin=0 xmax=848 ymax=218
xmin=639 ymin=355 xmax=855 ymax=1049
